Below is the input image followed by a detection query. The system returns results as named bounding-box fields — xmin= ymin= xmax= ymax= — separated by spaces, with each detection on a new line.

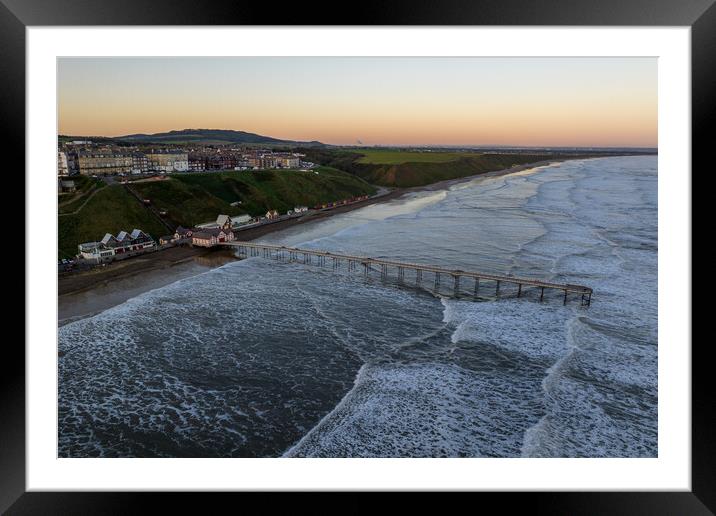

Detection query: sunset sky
xmin=58 ymin=57 xmax=657 ymax=148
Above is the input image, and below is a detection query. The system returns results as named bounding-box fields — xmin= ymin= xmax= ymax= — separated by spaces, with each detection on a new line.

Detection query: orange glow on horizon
xmin=58 ymin=57 xmax=657 ymax=148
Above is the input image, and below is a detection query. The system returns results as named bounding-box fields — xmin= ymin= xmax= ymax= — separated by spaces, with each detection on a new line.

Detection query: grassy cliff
xmin=58 ymin=185 xmax=168 ymax=259
xmin=58 ymin=166 xmax=376 ymax=257
xmin=131 ymin=166 xmax=376 ymax=228
xmin=305 ymin=149 xmax=564 ymax=188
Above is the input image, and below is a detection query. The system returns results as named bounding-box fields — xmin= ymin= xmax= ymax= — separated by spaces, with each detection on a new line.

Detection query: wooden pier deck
xmin=221 ymin=241 xmax=593 ymax=306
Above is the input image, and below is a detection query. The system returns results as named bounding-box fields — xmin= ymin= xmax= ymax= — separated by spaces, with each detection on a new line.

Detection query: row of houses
xmin=312 ymin=195 xmax=369 ymax=210
xmin=162 ymin=210 xmax=302 ymax=249
xmin=75 ymin=207 xmax=315 ymax=263
xmin=78 ymin=229 xmax=156 ymax=260
xmin=59 ymin=146 xmax=308 ymax=176
xmin=59 ymin=149 xmax=189 ymax=176
xmin=186 ymin=151 xmax=302 ymax=171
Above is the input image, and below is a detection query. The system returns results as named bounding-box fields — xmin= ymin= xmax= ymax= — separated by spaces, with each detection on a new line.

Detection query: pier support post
xmin=453 ymin=275 xmax=460 ymax=296
xmin=434 ymin=273 xmax=440 ymax=291
xmin=563 ymin=290 xmax=568 ymax=305
xmin=517 ymin=284 xmax=522 ymax=298
xmin=540 ymin=287 xmax=545 ymax=302
xmin=496 ymin=280 xmax=501 ymax=298
xmin=416 ymin=269 xmax=422 ymax=286
xmin=364 ymin=263 xmax=368 ymax=277
xmin=398 ymin=267 xmax=404 ymax=282
xmin=474 ymin=278 xmax=480 ymax=297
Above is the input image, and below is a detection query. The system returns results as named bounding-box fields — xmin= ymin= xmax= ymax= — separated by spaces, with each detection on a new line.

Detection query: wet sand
xmin=57 ymin=159 xmax=571 ymax=324
xmin=58 ymin=247 xmax=239 ymax=325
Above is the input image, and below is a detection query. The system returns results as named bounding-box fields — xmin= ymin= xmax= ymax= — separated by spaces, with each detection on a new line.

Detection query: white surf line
xmin=281 ymin=363 xmax=370 ymax=457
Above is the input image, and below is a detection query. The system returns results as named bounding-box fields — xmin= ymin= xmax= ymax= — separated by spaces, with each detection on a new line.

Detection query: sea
xmin=58 ymin=155 xmax=658 ymax=458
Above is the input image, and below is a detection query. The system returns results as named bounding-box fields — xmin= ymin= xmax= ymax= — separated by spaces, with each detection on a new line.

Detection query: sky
xmin=57 ymin=57 xmax=657 ymax=148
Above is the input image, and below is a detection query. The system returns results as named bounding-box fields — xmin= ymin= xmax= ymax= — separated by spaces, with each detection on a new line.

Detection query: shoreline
xmin=57 ymin=157 xmax=574 ymax=324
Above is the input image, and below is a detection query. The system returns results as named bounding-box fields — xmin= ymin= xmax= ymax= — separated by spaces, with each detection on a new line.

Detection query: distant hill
xmin=114 ymin=129 xmax=324 ymax=146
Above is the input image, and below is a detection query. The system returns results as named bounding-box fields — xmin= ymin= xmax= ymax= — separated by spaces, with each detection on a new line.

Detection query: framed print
xmin=4 ymin=0 xmax=712 ymax=512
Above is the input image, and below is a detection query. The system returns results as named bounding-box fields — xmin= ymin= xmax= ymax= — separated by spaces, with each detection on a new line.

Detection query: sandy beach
xmin=57 ymin=159 xmax=567 ymax=324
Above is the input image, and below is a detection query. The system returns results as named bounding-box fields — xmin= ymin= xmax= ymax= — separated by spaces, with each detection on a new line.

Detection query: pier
xmin=221 ymin=241 xmax=593 ymax=306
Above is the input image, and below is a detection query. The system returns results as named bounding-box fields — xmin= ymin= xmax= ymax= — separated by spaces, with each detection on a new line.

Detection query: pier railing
xmin=221 ymin=241 xmax=593 ymax=306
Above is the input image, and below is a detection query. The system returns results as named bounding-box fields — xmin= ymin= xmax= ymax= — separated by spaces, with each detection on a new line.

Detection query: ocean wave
xmin=59 ymin=155 xmax=657 ymax=458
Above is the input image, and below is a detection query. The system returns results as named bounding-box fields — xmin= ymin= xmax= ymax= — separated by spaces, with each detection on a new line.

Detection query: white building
xmin=77 ymin=228 xmax=156 ymax=261
xmin=58 ymin=151 xmax=70 ymax=176
xmin=146 ymin=152 xmax=189 ymax=173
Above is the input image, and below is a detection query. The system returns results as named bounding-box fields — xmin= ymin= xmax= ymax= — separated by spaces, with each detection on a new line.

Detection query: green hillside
xmin=131 ymin=167 xmax=376 ymax=228
xmin=58 ymin=185 xmax=168 ymax=259
xmin=305 ymin=149 xmax=563 ymax=188
xmin=58 ymin=167 xmax=376 ymax=258
xmin=355 ymin=149 xmax=483 ymax=165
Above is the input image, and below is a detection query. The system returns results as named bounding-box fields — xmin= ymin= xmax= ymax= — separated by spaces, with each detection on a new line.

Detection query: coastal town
xmin=57 ymin=138 xmax=380 ymax=272
xmin=58 ymin=139 xmax=315 ymax=177
xmin=57 ymin=139 xmax=642 ymax=274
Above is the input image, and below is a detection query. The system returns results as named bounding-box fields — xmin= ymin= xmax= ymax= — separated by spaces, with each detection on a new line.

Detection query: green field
xmin=354 ymin=149 xmax=482 ymax=165
xmin=58 ymin=176 xmax=104 ymax=214
xmin=306 ymin=148 xmax=562 ymax=188
xmin=131 ymin=166 xmax=376 ymax=227
xmin=58 ymin=185 xmax=168 ymax=259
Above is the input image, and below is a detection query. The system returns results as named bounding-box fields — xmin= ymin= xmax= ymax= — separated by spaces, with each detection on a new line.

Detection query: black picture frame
xmin=3 ymin=0 xmax=711 ymax=512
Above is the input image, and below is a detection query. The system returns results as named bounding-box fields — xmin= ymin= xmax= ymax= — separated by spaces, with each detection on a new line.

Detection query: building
xmin=146 ymin=151 xmax=189 ymax=173
xmin=232 ymin=214 xmax=251 ymax=226
xmin=58 ymin=151 xmax=70 ymax=176
xmin=58 ymin=180 xmax=76 ymax=193
xmin=160 ymin=226 xmax=194 ymax=245
xmin=191 ymin=228 xmax=235 ymax=247
xmin=131 ymin=153 xmax=149 ymax=175
xmin=77 ymin=228 xmax=156 ymax=260
xmin=245 ymin=152 xmax=300 ymax=170
xmin=174 ymin=226 xmax=194 ymax=240
xmin=216 ymin=214 xmax=233 ymax=231
xmin=77 ymin=152 xmax=133 ymax=176
xmin=216 ymin=213 xmax=251 ymax=229
xmin=274 ymin=153 xmax=300 ymax=169
xmin=77 ymin=242 xmax=115 ymax=261
xmin=197 ymin=214 xmax=251 ymax=230
xmin=265 ymin=209 xmax=279 ymax=219
xmin=58 ymin=150 xmax=78 ymax=176
xmin=294 ymin=206 xmax=309 ymax=213
xmin=188 ymin=153 xmax=206 ymax=171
